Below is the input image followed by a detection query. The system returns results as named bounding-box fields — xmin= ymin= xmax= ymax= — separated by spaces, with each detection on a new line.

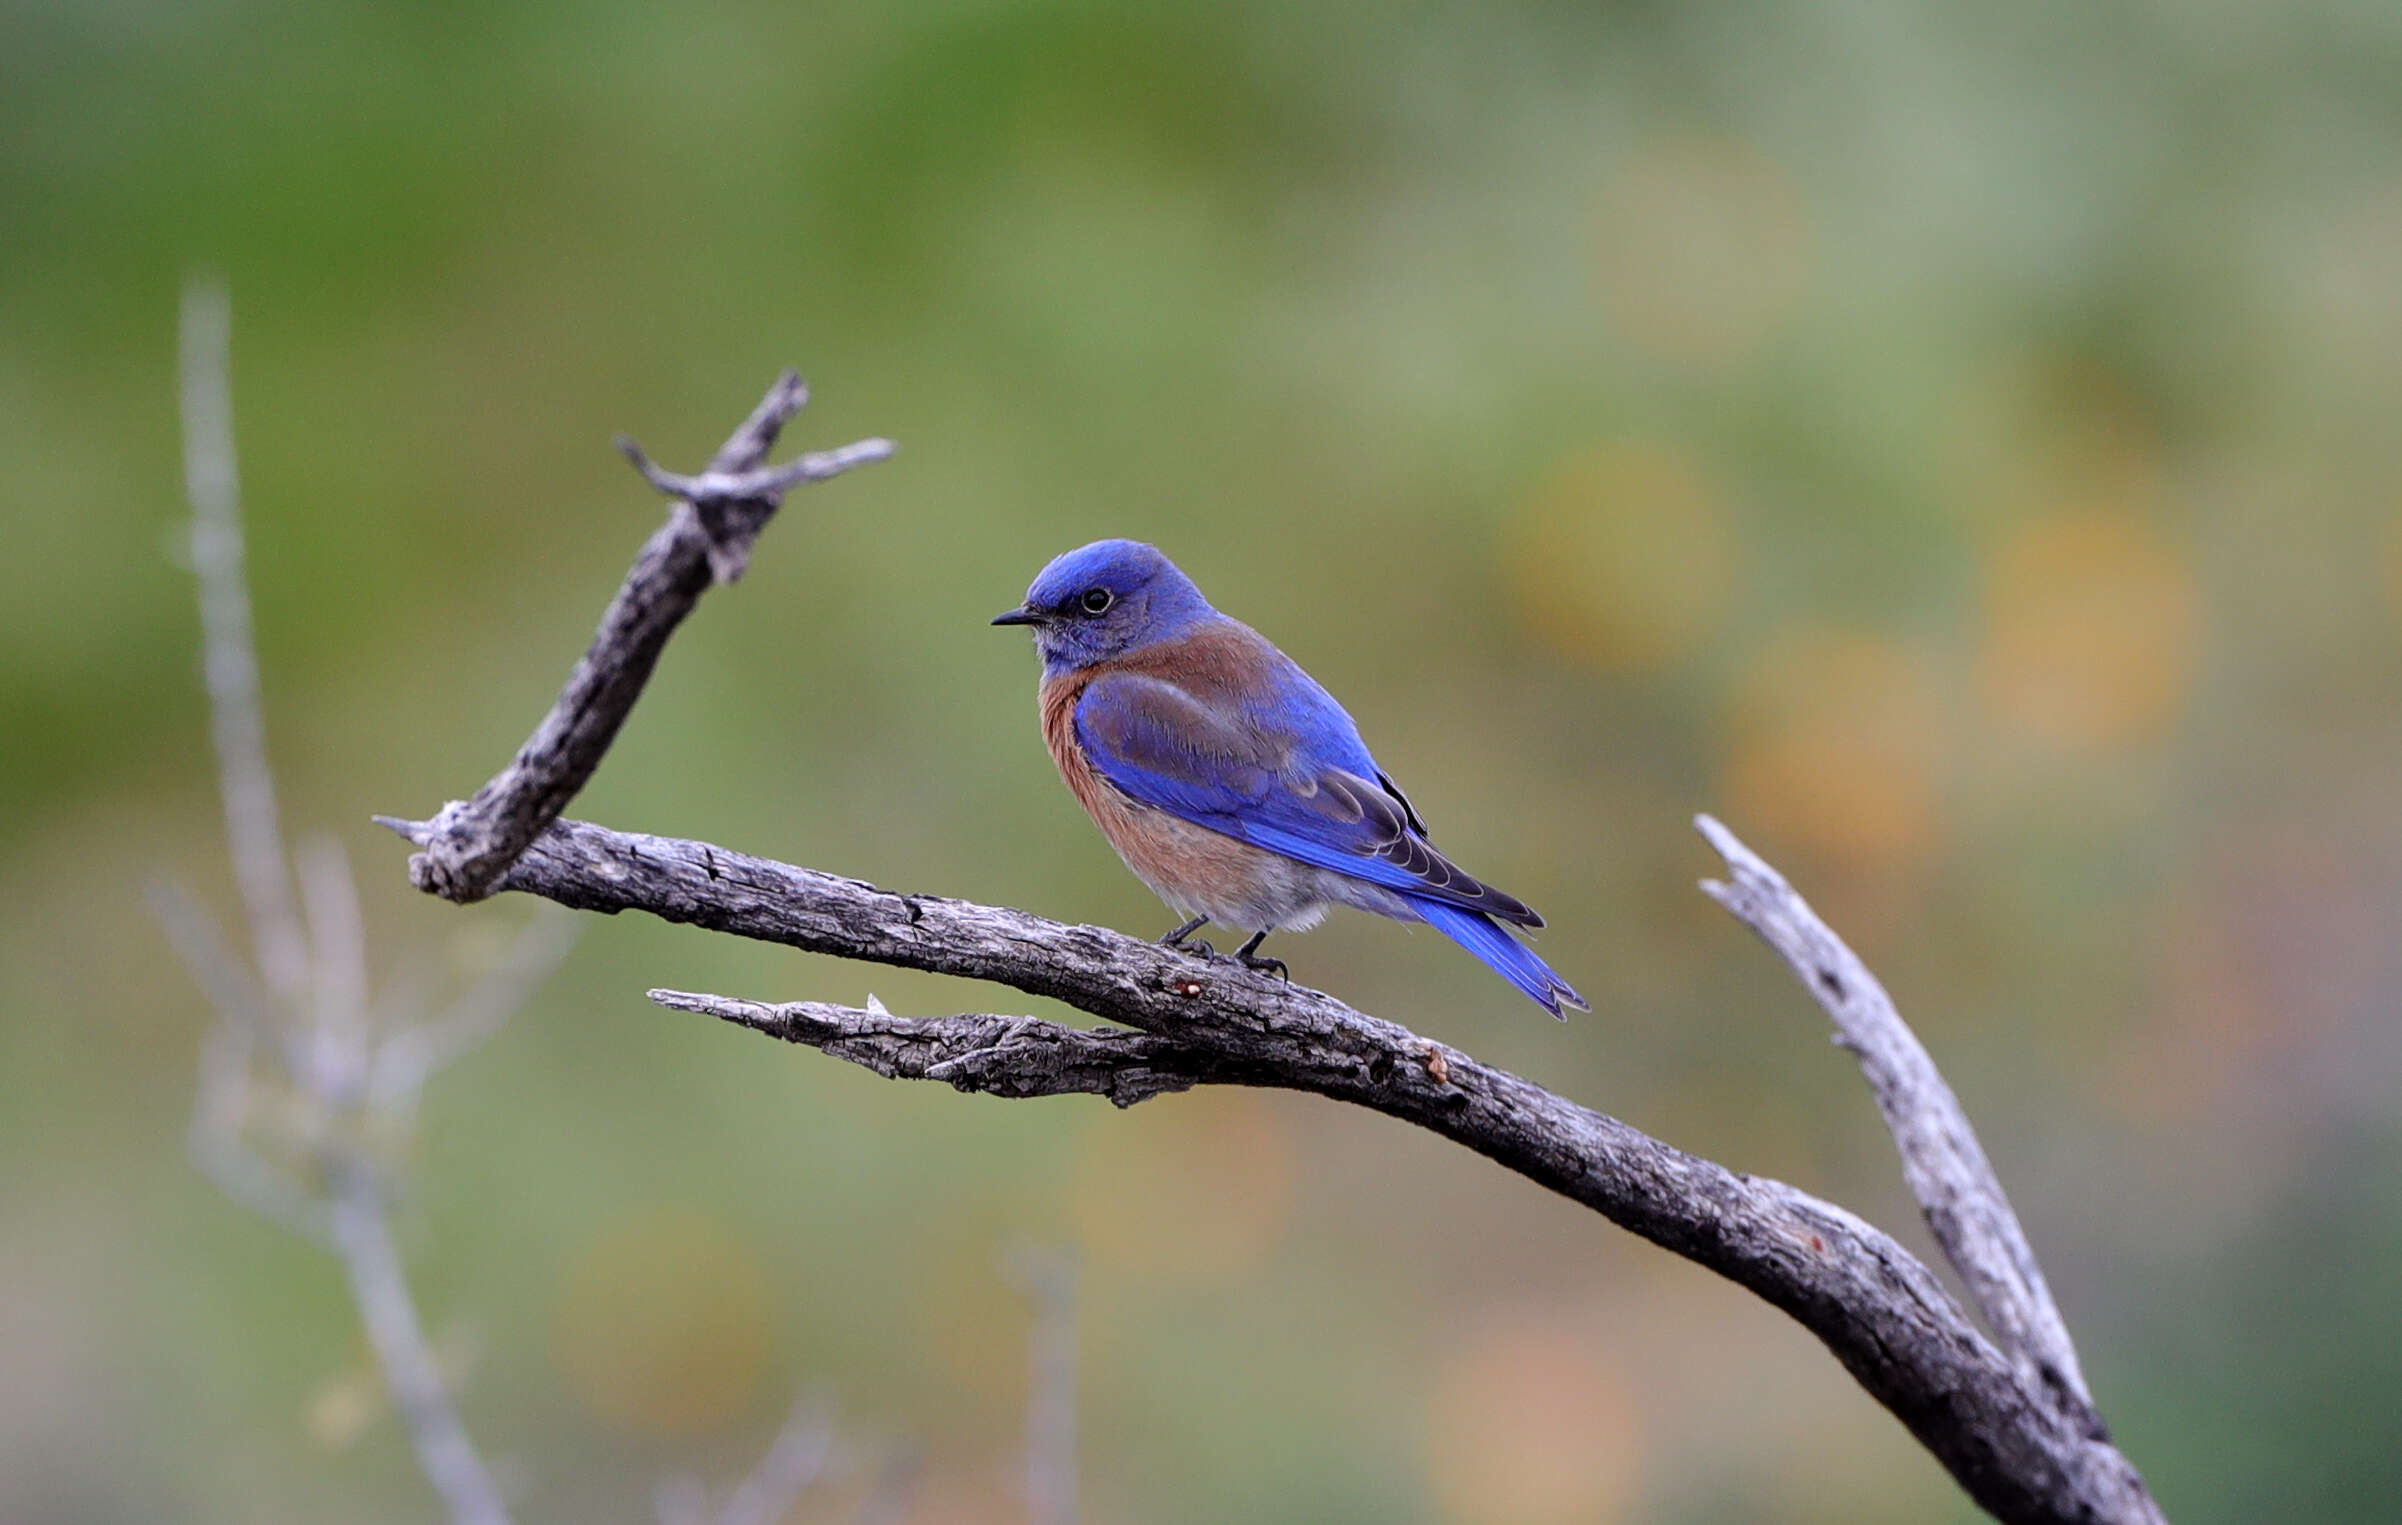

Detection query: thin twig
xmin=851 ymin=1453 xmax=921 ymax=1525
xmin=1005 ymin=1247 xmax=1077 ymax=1525
xmin=296 ymin=834 xmax=371 ymax=1102
xmin=711 ymin=1391 xmax=836 ymax=1525
xmin=148 ymin=881 xmax=287 ymax=1055
xmin=655 ymin=1476 xmax=710 ymax=1525
xmin=404 ymin=374 xmax=894 ymax=903
xmin=372 ymin=912 xmax=578 ymax=1108
xmin=187 ymin=1020 xmax=333 ymax=1245
xmin=329 ymin=1167 xmax=515 ymax=1525
xmin=617 ymin=437 xmax=898 ymax=513
xmin=172 ymin=280 xmax=518 ymax=1525
xmin=645 ymin=991 xmax=1231 ymax=1107
xmin=179 ymin=280 xmax=310 ymax=1005
xmin=652 ymin=1390 xmax=836 ymax=1525
xmin=1695 ymin=813 xmax=2099 ymax=1429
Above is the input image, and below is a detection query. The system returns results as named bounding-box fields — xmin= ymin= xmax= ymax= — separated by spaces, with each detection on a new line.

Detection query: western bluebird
xmin=994 ymin=539 xmax=1587 ymax=1017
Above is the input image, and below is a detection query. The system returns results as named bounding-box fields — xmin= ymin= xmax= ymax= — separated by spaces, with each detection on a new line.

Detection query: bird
xmin=993 ymin=538 xmax=1587 ymax=1017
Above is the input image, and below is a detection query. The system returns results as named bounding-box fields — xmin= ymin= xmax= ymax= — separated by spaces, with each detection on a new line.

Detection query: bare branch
xmin=189 ymin=1022 xmax=333 ymax=1246
xmin=373 ymin=912 xmax=578 ymax=1107
xmin=175 ymin=281 xmax=521 ymax=1525
xmin=851 ymin=1453 xmax=921 ymax=1525
xmin=1005 ymin=1247 xmax=1078 ymax=1525
xmin=329 ymin=1169 xmax=514 ymax=1525
xmin=382 ymin=379 xmax=2166 ymax=1525
xmin=388 ymin=811 xmax=2157 ymax=1522
xmin=176 ymin=324 xmax=882 ymax=1525
xmin=654 ymin=1477 xmax=709 ymax=1525
xmin=617 ymin=436 xmax=899 ymax=520
xmin=404 ymin=374 xmax=894 ymax=903
xmin=647 ymin=990 xmax=1228 ymax=1107
xmin=148 ymin=880 xmax=284 ymax=1052
xmin=708 ymin=1391 xmax=835 ymax=1525
xmin=297 ymin=834 xmax=371 ymax=1102
xmin=1696 ymin=814 xmax=2099 ymax=1428
xmin=179 ymin=280 xmax=309 ymax=1005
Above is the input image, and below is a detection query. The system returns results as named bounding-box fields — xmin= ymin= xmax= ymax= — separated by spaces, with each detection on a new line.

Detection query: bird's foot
xmin=1158 ymin=917 xmax=1213 ymax=958
xmin=1233 ymin=931 xmax=1287 ymax=981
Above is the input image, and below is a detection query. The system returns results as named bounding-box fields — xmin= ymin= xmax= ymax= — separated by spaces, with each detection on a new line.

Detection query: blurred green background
xmin=7 ymin=0 xmax=2402 ymax=1520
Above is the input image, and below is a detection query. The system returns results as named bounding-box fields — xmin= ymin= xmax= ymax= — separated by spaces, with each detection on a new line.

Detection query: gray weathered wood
xmin=404 ymin=375 xmax=893 ymax=902
xmin=1698 ymin=813 xmax=2101 ymax=1431
xmin=377 ymin=814 xmax=2163 ymax=1525
xmin=380 ymin=379 xmax=2166 ymax=1525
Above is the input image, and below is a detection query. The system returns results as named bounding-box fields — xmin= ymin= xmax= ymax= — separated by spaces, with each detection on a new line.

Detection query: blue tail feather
xmin=1412 ymin=898 xmax=1588 ymax=1019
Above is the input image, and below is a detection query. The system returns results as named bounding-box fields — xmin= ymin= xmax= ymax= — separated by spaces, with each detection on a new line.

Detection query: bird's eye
xmin=1079 ymin=587 xmax=1114 ymax=615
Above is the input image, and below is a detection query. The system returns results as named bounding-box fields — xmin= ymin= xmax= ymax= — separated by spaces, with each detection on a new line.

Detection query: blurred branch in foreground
xmin=652 ymin=1390 xmax=832 ymax=1525
xmin=1004 ymin=1247 xmax=1077 ymax=1525
xmin=381 ymin=374 xmax=2167 ymax=1525
xmin=164 ymin=279 xmax=532 ymax=1525
xmin=160 ymin=284 xmax=884 ymax=1525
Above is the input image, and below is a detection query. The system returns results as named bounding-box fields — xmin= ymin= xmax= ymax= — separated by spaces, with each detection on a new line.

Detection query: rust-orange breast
xmin=1039 ymin=667 xmax=1110 ymax=822
xmin=1035 ymin=657 xmax=1292 ymax=921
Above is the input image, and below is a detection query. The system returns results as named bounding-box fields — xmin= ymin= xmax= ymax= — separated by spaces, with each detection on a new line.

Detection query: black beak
xmin=990 ymin=607 xmax=1043 ymax=627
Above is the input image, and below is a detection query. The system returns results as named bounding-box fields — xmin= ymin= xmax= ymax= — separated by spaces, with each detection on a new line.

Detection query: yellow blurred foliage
xmin=304 ymin=1362 xmax=382 ymax=1451
xmin=1507 ymin=442 xmax=1735 ymax=673
xmin=306 ymin=1330 xmax=478 ymax=1450
xmin=1424 ymin=1312 xmax=1642 ymax=1525
xmin=1978 ymin=509 xmax=2198 ymax=752
xmin=1723 ymin=628 xmax=1944 ymax=868
xmin=551 ymin=1204 xmax=774 ymax=1437
xmin=1068 ymin=1088 xmax=1294 ymax=1288
xmin=1593 ymin=136 xmax=1812 ymax=368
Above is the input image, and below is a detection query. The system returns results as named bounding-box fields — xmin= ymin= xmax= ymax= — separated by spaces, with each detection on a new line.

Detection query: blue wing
xmin=1073 ymin=666 xmax=1543 ymax=929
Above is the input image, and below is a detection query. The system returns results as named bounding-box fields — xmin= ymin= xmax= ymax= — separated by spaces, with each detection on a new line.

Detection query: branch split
xmin=1697 ymin=814 xmax=2101 ymax=1432
xmin=648 ymin=990 xmax=1231 ymax=1107
xmin=383 ymin=377 xmax=2165 ymax=1525
xmin=404 ymin=374 xmax=892 ymax=903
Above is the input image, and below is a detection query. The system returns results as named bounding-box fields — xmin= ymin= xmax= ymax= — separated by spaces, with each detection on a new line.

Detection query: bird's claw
xmin=1158 ymin=917 xmax=1214 ymax=958
xmin=1238 ymin=953 xmax=1288 ymax=980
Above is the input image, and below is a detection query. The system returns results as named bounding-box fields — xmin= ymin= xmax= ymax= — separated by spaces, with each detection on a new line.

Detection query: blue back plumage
xmin=1009 ymin=540 xmax=1587 ymax=1016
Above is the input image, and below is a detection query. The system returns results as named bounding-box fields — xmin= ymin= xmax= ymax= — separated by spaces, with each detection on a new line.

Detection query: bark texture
xmin=382 ymin=375 xmax=2166 ymax=1525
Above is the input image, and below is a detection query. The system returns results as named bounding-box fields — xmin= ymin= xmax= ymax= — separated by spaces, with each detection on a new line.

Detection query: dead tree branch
xmin=654 ymin=1390 xmax=835 ymax=1525
xmin=172 ymin=280 xmax=522 ymax=1525
xmin=381 ymin=376 xmax=2165 ymax=1525
xmin=169 ymin=290 xmax=869 ymax=1525
xmin=1697 ymin=815 xmax=2101 ymax=1430
xmin=179 ymin=282 xmax=311 ymax=1006
xmin=403 ymin=375 xmax=893 ymax=903
xmin=1005 ymin=1247 xmax=1078 ymax=1525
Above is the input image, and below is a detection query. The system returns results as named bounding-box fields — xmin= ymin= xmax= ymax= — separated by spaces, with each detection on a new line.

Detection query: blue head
xmin=992 ymin=539 xmax=1216 ymax=674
